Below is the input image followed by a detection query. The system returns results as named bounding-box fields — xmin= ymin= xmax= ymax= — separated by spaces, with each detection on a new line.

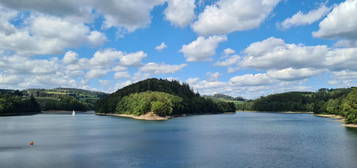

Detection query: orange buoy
xmin=28 ymin=141 xmax=35 ymax=147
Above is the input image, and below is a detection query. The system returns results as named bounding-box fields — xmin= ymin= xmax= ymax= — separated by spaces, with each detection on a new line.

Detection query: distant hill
xmin=209 ymin=94 xmax=246 ymax=101
xmin=23 ymin=88 xmax=107 ymax=111
xmin=96 ymin=78 xmax=236 ymax=116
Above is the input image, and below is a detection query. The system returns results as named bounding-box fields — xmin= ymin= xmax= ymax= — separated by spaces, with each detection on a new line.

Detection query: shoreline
xmin=314 ymin=114 xmax=357 ymax=128
xmin=96 ymin=112 xmax=236 ymax=121
xmin=96 ymin=112 xmax=170 ymax=121
xmin=42 ymin=110 xmax=94 ymax=114
xmin=237 ymin=111 xmax=313 ymax=114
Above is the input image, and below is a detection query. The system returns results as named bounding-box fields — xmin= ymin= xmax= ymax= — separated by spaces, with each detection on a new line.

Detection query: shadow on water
xmin=0 ymin=146 xmax=28 ymax=151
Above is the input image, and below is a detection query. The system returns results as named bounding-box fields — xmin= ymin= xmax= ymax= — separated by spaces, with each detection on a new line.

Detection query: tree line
xmin=96 ymin=78 xmax=236 ymax=116
xmin=236 ymin=87 xmax=357 ymax=124
xmin=0 ymin=91 xmax=41 ymax=116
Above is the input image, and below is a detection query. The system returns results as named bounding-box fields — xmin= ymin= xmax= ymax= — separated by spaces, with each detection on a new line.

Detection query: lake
xmin=1 ymin=112 xmax=357 ymax=168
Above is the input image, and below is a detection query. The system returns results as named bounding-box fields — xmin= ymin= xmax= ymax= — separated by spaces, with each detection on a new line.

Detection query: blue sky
xmin=0 ymin=0 xmax=356 ymax=98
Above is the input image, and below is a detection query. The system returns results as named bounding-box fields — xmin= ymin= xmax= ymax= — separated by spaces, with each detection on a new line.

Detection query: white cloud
xmin=0 ymin=0 xmax=165 ymax=32
xmin=90 ymin=49 xmax=123 ymax=67
xmin=240 ymin=37 xmax=329 ymax=70
xmin=215 ymin=55 xmax=240 ymax=67
xmin=164 ymin=0 xmax=195 ymax=27
xmin=192 ymin=0 xmax=281 ymax=35
xmin=223 ymin=48 xmax=235 ymax=55
xmin=85 ymin=69 xmax=109 ymax=79
xmin=96 ymin=0 xmax=165 ymax=32
xmin=99 ymin=80 xmax=110 ymax=86
xmin=325 ymin=47 xmax=357 ymax=71
xmin=329 ymin=70 xmax=357 ymax=87
xmin=139 ymin=62 xmax=187 ymax=74
xmin=0 ymin=13 xmax=107 ymax=56
xmin=155 ymin=42 xmax=167 ymax=51
xmin=119 ymin=51 xmax=147 ymax=66
xmin=313 ymin=0 xmax=357 ymax=40
xmin=229 ymin=73 xmax=275 ymax=86
xmin=88 ymin=31 xmax=107 ymax=46
xmin=267 ymin=68 xmax=324 ymax=81
xmin=180 ymin=35 xmax=227 ymax=62
xmin=279 ymin=5 xmax=330 ymax=29
xmin=0 ymin=74 xmax=21 ymax=84
xmin=206 ymin=72 xmax=221 ymax=81
xmin=112 ymin=66 xmax=128 ymax=72
xmin=0 ymin=56 xmax=59 ymax=75
xmin=63 ymin=51 xmax=78 ymax=64
xmin=114 ymin=71 xmax=130 ymax=79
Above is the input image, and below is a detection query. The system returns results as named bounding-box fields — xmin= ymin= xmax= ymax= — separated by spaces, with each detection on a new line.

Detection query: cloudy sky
xmin=0 ymin=0 xmax=356 ymax=98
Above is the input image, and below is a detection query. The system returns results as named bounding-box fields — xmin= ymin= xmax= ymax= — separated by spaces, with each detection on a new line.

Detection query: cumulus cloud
xmin=215 ymin=55 xmax=240 ymax=67
xmin=85 ymin=69 xmax=109 ymax=79
xmin=155 ymin=42 xmax=167 ymax=51
xmin=164 ymin=0 xmax=195 ymax=27
xmin=114 ymin=71 xmax=130 ymax=80
xmin=206 ymin=72 xmax=221 ymax=81
xmin=0 ymin=74 xmax=21 ymax=84
xmin=313 ymin=0 xmax=357 ymax=40
xmin=139 ymin=62 xmax=187 ymax=75
xmin=267 ymin=68 xmax=324 ymax=81
xmin=90 ymin=49 xmax=147 ymax=67
xmin=0 ymin=12 xmax=107 ymax=56
xmin=223 ymin=48 xmax=235 ymax=55
xmin=180 ymin=35 xmax=227 ymax=62
xmin=279 ymin=5 xmax=330 ymax=29
xmin=0 ymin=0 xmax=165 ymax=32
xmin=329 ymin=70 xmax=357 ymax=87
xmin=229 ymin=73 xmax=275 ymax=86
xmin=240 ymin=37 xmax=329 ymax=70
xmin=90 ymin=49 xmax=123 ymax=67
xmin=192 ymin=0 xmax=281 ymax=35
xmin=63 ymin=51 xmax=78 ymax=64
xmin=120 ymin=51 xmax=147 ymax=66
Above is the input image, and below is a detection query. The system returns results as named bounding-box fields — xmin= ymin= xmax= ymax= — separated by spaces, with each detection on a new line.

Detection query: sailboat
xmin=72 ymin=110 xmax=76 ymax=116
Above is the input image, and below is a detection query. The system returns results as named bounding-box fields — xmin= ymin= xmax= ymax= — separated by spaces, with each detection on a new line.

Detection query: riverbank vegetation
xmin=236 ymin=87 xmax=357 ymax=124
xmin=0 ymin=88 xmax=106 ymax=115
xmin=0 ymin=90 xmax=41 ymax=116
xmin=96 ymin=78 xmax=236 ymax=117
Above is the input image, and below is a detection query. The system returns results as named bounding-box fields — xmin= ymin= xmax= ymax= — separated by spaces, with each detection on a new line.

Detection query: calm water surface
xmin=1 ymin=112 xmax=357 ymax=168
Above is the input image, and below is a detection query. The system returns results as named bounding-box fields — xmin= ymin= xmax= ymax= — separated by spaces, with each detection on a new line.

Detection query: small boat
xmin=72 ymin=110 xmax=76 ymax=116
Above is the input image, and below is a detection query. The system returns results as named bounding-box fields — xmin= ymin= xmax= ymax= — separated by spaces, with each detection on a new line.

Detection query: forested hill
xmin=237 ymin=87 xmax=357 ymax=124
xmin=1 ymin=88 xmax=107 ymax=115
xmin=95 ymin=78 xmax=236 ymax=116
xmin=0 ymin=90 xmax=41 ymax=116
xmin=24 ymin=88 xmax=107 ymax=111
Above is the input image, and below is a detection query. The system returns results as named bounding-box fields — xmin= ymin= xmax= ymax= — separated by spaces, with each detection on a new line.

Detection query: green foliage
xmin=238 ymin=87 xmax=357 ymax=124
xmin=151 ymin=101 xmax=172 ymax=116
xmin=20 ymin=88 xmax=107 ymax=111
xmin=24 ymin=88 xmax=107 ymax=111
xmin=0 ymin=93 xmax=41 ymax=116
xmin=98 ymin=78 xmax=236 ymax=115
xmin=115 ymin=91 xmax=181 ymax=116
xmin=341 ymin=88 xmax=357 ymax=124
xmin=37 ymin=95 xmax=90 ymax=111
xmin=252 ymin=92 xmax=313 ymax=112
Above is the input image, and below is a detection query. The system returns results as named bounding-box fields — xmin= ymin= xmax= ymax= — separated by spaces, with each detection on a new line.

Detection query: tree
xmin=341 ymin=88 xmax=357 ymax=124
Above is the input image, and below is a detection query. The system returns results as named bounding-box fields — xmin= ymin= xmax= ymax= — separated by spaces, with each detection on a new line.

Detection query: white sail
xmin=72 ymin=110 xmax=76 ymax=116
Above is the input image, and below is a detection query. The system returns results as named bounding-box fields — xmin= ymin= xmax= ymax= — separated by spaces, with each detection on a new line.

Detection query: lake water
xmin=1 ymin=112 xmax=357 ymax=168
